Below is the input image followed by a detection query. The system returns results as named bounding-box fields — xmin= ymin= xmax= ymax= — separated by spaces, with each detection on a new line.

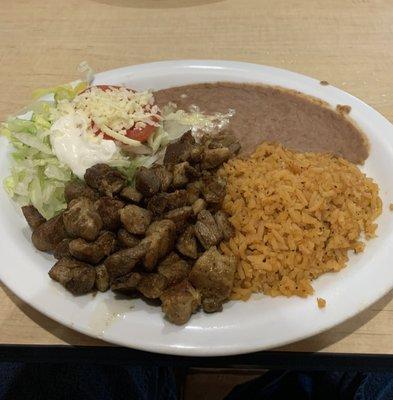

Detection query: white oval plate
xmin=1 ymin=60 xmax=393 ymax=356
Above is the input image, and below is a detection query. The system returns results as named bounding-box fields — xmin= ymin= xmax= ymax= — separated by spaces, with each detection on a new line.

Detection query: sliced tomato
xmin=125 ymin=123 xmax=157 ymax=142
xmin=84 ymin=85 xmax=158 ymax=143
xmin=94 ymin=84 xmax=122 ymax=92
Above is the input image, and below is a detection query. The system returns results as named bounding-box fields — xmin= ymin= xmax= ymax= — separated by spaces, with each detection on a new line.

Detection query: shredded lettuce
xmin=1 ymin=83 xmax=81 ymax=219
xmin=160 ymin=102 xmax=234 ymax=143
xmin=116 ymin=154 xmax=159 ymax=185
xmin=32 ymin=81 xmax=88 ymax=103
xmin=77 ymin=61 xmax=95 ymax=84
xmin=147 ymin=126 xmax=170 ymax=153
xmin=2 ymin=113 xmax=73 ymax=219
xmin=164 ymin=107 xmax=233 ymax=137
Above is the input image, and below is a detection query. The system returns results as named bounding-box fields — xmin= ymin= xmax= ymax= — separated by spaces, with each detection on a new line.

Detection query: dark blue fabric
xmin=1 ymin=363 xmax=393 ymax=400
xmin=0 ymin=363 xmax=177 ymax=400
xmin=225 ymin=370 xmax=393 ymax=400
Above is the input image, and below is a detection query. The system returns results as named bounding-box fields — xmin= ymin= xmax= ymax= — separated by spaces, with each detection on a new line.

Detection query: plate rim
xmin=1 ymin=59 xmax=393 ymax=356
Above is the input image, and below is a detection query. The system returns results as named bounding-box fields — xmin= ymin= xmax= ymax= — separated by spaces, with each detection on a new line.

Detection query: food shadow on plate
xmin=113 ymin=292 xmax=185 ymax=331
xmin=21 ymin=226 xmax=50 ymax=255
xmin=20 ymin=226 xmax=32 ymax=244
xmin=113 ymin=291 xmax=161 ymax=308
xmin=91 ymin=0 xmax=224 ymax=9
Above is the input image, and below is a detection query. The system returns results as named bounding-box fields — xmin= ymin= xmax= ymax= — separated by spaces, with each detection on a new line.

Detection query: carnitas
xmin=22 ymin=131 xmax=240 ymax=324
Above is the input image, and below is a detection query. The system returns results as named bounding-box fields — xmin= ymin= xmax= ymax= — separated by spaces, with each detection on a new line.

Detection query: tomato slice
xmin=94 ymin=84 xmax=120 ymax=92
xmin=125 ymin=123 xmax=157 ymax=142
xmin=85 ymin=85 xmax=158 ymax=143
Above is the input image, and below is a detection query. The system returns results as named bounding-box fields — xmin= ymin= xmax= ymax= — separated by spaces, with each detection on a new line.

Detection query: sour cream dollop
xmin=50 ymin=112 xmax=119 ymax=179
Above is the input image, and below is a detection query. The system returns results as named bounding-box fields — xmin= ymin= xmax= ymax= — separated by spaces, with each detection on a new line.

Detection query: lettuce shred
xmin=1 ymin=86 xmax=81 ymax=219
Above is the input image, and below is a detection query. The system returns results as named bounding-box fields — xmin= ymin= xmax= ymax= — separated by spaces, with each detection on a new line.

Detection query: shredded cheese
xmin=100 ymin=125 xmax=141 ymax=146
xmin=57 ymin=86 xmax=161 ymax=146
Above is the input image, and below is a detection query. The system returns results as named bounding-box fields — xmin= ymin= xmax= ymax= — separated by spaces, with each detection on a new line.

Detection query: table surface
xmin=1 ymin=0 xmax=392 ymax=355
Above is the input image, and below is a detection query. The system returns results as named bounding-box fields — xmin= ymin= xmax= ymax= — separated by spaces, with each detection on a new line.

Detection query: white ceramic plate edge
xmin=0 ymin=60 xmax=392 ymax=356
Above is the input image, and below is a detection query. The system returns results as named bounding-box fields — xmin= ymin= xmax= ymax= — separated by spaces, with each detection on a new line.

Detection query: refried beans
xmin=155 ymin=82 xmax=369 ymax=164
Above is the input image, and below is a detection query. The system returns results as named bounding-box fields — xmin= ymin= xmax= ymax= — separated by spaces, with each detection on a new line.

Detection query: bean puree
xmin=155 ymin=82 xmax=369 ymax=164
